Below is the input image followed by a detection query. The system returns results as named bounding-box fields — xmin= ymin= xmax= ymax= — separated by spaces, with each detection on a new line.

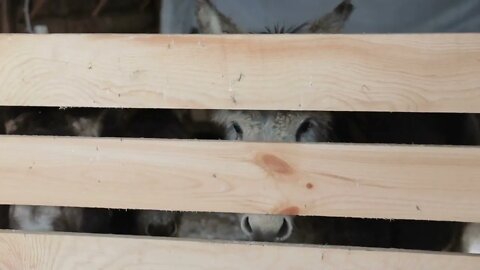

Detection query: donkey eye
xmin=230 ymin=121 xmax=243 ymax=140
xmin=296 ymin=118 xmax=315 ymax=142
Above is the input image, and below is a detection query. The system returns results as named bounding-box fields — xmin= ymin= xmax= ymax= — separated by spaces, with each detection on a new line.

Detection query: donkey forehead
xmin=222 ymin=111 xmax=310 ymax=126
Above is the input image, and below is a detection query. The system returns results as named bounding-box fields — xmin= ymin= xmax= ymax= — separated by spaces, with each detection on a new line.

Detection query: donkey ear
xmin=4 ymin=113 xmax=30 ymax=134
xmin=308 ymin=0 xmax=354 ymax=33
xmin=196 ymin=0 xmax=242 ymax=34
xmin=67 ymin=115 xmax=104 ymax=137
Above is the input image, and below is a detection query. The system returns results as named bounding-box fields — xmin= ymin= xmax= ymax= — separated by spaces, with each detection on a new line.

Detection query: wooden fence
xmin=0 ymin=34 xmax=479 ymax=269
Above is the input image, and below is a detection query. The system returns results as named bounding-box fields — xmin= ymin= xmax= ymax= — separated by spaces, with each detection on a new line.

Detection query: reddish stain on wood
xmin=257 ymin=154 xmax=294 ymax=175
xmin=278 ymin=206 xmax=300 ymax=215
xmin=306 ymin=183 xmax=314 ymax=189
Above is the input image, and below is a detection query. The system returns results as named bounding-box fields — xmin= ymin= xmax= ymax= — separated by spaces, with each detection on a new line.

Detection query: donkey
xmin=337 ymin=112 xmax=480 ymax=251
xmin=5 ymin=108 xmax=112 ymax=233
xmin=459 ymin=116 xmax=480 ymax=254
xmin=211 ymin=110 xmax=338 ymax=242
xmin=101 ymin=109 xmax=188 ymax=237
xmin=196 ymin=0 xmax=355 ymax=241
xmin=5 ymin=108 xmax=187 ymax=236
xmin=462 ymin=223 xmax=480 ymax=254
xmin=196 ymin=0 xmax=480 ymax=249
xmin=196 ymin=0 xmax=353 ymax=34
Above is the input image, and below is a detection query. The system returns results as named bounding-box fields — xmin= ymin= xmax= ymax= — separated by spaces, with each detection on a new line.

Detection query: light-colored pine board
xmin=1 ymin=135 xmax=480 ymax=222
xmin=0 ymin=231 xmax=478 ymax=270
xmin=0 ymin=34 xmax=479 ymax=112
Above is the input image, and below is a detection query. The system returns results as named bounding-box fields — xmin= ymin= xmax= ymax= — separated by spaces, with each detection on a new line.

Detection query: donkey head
xmin=200 ymin=0 xmax=353 ymax=242
xmin=212 ymin=111 xmax=332 ymax=242
xmin=5 ymin=108 xmax=111 ymax=233
xmin=212 ymin=110 xmax=331 ymax=142
xmin=196 ymin=0 xmax=353 ymax=34
xmin=4 ymin=108 xmax=106 ymax=137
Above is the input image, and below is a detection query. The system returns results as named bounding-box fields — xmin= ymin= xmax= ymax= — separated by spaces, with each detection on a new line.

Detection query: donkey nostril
xmin=147 ymin=222 xmax=177 ymax=237
xmin=166 ymin=222 xmax=177 ymax=236
xmin=240 ymin=216 xmax=253 ymax=235
xmin=147 ymin=224 xmax=156 ymax=236
xmin=276 ymin=218 xmax=293 ymax=241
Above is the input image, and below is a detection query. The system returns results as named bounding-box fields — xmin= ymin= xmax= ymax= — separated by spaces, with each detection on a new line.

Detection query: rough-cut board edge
xmin=1 ymin=135 xmax=480 ymax=223
xmin=0 ymin=34 xmax=480 ymax=112
xmin=0 ymin=230 xmax=478 ymax=270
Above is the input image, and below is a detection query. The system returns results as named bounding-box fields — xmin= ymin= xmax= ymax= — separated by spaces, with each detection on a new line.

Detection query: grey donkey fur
xmin=197 ymin=0 xmax=353 ymax=242
xmin=212 ymin=111 xmax=333 ymax=241
xmin=462 ymin=223 xmax=480 ymax=254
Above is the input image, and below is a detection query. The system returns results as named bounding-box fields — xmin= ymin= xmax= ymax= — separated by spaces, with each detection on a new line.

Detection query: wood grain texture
xmin=0 ymin=231 xmax=479 ymax=270
xmin=1 ymin=135 xmax=480 ymax=222
xmin=0 ymin=34 xmax=479 ymax=112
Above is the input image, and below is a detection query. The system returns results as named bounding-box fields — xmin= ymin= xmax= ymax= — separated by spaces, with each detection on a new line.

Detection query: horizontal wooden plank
xmin=0 ymin=231 xmax=478 ymax=270
xmin=1 ymin=135 xmax=480 ymax=222
xmin=0 ymin=34 xmax=479 ymax=112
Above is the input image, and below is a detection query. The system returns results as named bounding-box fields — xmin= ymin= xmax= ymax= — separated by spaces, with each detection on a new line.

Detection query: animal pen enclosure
xmin=0 ymin=33 xmax=480 ymax=270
